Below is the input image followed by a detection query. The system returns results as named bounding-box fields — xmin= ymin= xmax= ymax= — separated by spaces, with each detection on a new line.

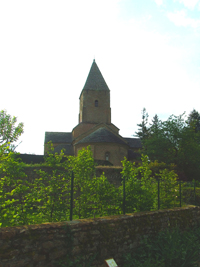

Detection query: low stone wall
xmin=1 ymin=206 xmax=200 ymax=267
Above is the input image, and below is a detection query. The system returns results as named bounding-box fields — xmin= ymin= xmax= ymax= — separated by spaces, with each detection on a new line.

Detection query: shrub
xmin=124 ymin=226 xmax=200 ymax=267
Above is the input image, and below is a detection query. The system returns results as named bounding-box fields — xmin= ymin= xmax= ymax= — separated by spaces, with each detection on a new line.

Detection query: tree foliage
xmin=67 ymin=147 xmax=119 ymax=218
xmin=0 ymin=143 xmax=28 ymax=226
xmin=188 ymin=109 xmax=200 ymax=132
xmin=136 ymin=109 xmax=200 ymax=180
xmin=0 ymin=144 xmax=182 ymax=227
xmin=121 ymin=155 xmax=156 ymax=212
xmin=0 ymin=110 xmax=24 ymax=151
xmin=135 ymin=108 xmax=149 ymax=143
xmin=121 ymin=155 xmax=179 ymax=211
xmin=34 ymin=143 xmax=71 ymax=223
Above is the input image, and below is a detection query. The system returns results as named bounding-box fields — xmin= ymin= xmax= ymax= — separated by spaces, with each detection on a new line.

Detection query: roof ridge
xmin=75 ymin=127 xmax=128 ymax=145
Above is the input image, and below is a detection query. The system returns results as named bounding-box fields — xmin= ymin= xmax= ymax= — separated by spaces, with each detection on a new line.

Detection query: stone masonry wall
xmin=80 ymin=90 xmax=111 ymax=124
xmin=76 ymin=143 xmax=127 ymax=166
xmin=1 ymin=206 xmax=200 ymax=267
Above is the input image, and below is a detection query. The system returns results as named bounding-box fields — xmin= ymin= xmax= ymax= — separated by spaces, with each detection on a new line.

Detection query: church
xmin=44 ymin=60 xmax=142 ymax=166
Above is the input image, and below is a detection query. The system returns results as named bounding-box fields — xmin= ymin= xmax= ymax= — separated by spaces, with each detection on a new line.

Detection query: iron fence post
xmin=194 ymin=180 xmax=196 ymax=206
xmin=179 ymin=181 xmax=182 ymax=207
xmin=158 ymin=178 xmax=160 ymax=210
xmin=123 ymin=176 xmax=125 ymax=215
xmin=70 ymin=171 xmax=74 ymax=221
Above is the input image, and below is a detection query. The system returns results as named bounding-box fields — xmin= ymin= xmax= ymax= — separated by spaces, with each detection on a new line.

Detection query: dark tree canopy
xmin=188 ymin=109 xmax=200 ymax=132
xmin=135 ymin=109 xmax=200 ymax=181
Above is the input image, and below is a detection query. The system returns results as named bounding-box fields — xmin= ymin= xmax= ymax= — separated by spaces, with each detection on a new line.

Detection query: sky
xmin=0 ymin=0 xmax=200 ymax=155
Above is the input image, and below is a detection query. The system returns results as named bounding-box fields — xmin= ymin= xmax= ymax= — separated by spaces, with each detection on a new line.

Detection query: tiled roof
xmin=45 ymin=132 xmax=72 ymax=144
xmin=76 ymin=127 xmax=127 ymax=145
xmin=80 ymin=60 xmax=109 ymax=95
xmin=54 ymin=144 xmax=74 ymax=155
xmin=124 ymin=138 xmax=142 ymax=148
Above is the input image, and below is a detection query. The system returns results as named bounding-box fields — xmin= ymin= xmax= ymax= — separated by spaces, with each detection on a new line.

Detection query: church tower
xmin=44 ymin=59 xmax=142 ymax=165
xmin=79 ymin=59 xmax=111 ymax=124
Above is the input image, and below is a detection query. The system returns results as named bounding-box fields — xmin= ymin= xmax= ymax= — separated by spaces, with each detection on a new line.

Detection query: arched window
xmin=95 ymin=100 xmax=98 ymax=107
xmin=105 ymin=152 xmax=109 ymax=161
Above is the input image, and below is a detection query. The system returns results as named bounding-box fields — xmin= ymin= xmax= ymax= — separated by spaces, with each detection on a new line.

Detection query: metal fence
xmin=69 ymin=172 xmax=199 ymax=221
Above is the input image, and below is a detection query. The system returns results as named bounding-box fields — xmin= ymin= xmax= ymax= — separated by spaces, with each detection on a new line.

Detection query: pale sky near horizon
xmin=0 ymin=0 xmax=200 ymax=155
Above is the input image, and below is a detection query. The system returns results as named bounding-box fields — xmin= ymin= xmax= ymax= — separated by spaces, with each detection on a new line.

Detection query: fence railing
xmin=1 ymin=171 xmax=198 ymax=226
xmin=69 ymin=172 xmax=199 ymax=221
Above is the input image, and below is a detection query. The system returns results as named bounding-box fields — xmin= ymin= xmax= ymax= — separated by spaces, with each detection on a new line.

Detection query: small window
xmin=95 ymin=100 xmax=98 ymax=107
xmin=105 ymin=152 xmax=109 ymax=161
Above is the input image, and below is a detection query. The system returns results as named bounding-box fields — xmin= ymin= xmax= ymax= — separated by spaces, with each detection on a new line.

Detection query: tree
xmin=120 ymin=155 xmax=157 ymax=212
xmin=149 ymin=114 xmax=161 ymax=135
xmin=188 ymin=109 xmax=200 ymax=133
xmin=136 ymin=110 xmax=200 ymax=180
xmin=0 ymin=143 xmax=28 ymax=227
xmin=0 ymin=110 xmax=24 ymax=150
xmin=120 ymin=155 xmax=179 ymax=212
xmin=34 ymin=143 xmax=71 ymax=223
xmin=135 ymin=108 xmax=149 ymax=143
xmin=67 ymin=146 xmax=120 ymax=219
xmin=145 ymin=113 xmax=187 ymax=165
xmin=178 ymin=123 xmax=200 ymax=180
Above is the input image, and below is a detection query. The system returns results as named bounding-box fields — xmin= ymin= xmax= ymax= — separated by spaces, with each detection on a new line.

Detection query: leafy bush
xmin=155 ymin=169 xmax=179 ymax=209
xmin=120 ymin=155 xmax=180 ymax=213
xmin=67 ymin=147 xmax=120 ymax=218
xmin=124 ymin=226 xmax=200 ymax=267
xmin=182 ymin=187 xmax=200 ymax=206
xmin=0 ymin=143 xmax=197 ymax=227
xmin=0 ymin=143 xmax=29 ymax=227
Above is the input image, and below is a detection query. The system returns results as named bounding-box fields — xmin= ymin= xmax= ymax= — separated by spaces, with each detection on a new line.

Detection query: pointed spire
xmin=82 ymin=60 xmax=109 ymax=92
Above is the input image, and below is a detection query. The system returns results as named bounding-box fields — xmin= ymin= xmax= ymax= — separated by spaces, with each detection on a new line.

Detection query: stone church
xmin=44 ymin=60 xmax=141 ymax=166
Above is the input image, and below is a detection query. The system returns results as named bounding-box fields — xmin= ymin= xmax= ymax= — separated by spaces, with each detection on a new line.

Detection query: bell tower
xmin=79 ymin=60 xmax=111 ymax=124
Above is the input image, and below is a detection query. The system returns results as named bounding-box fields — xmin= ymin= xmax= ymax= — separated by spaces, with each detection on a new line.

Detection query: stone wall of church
xmin=94 ymin=143 xmax=128 ymax=166
xmin=80 ymin=90 xmax=111 ymax=124
xmin=75 ymin=143 xmax=128 ymax=166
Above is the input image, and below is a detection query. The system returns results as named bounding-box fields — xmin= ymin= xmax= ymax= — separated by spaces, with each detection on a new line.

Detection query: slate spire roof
xmin=81 ymin=60 xmax=109 ymax=95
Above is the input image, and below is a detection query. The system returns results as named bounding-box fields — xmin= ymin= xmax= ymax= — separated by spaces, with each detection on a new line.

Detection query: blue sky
xmin=0 ymin=0 xmax=200 ymax=154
